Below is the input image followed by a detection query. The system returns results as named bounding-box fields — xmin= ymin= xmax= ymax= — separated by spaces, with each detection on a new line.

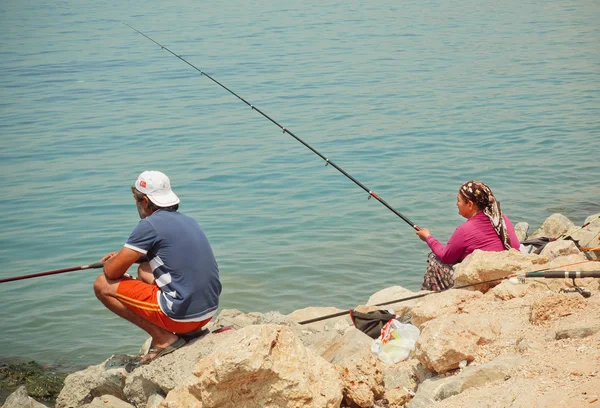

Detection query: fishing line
xmin=124 ymin=24 xmax=420 ymax=231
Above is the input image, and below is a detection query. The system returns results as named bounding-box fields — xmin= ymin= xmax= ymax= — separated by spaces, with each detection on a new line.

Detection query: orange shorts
xmin=116 ymin=279 xmax=211 ymax=334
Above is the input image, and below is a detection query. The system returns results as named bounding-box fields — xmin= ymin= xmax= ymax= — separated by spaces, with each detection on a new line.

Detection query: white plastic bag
xmin=370 ymin=319 xmax=420 ymax=364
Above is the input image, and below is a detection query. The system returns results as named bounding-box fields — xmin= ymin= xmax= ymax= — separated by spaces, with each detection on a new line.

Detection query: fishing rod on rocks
xmin=0 ymin=262 xmax=105 ymax=284
xmin=298 ymin=262 xmax=600 ymax=325
xmin=124 ymin=24 xmax=420 ymax=231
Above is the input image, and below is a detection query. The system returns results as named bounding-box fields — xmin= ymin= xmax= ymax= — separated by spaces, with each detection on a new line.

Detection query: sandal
xmin=140 ymin=337 xmax=186 ymax=365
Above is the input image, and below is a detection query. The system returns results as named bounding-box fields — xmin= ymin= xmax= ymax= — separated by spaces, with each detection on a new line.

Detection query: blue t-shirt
xmin=124 ymin=210 xmax=221 ymax=322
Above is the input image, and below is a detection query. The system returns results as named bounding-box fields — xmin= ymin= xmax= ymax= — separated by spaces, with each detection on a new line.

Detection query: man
xmin=94 ymin=170 xmax=221 ymax=364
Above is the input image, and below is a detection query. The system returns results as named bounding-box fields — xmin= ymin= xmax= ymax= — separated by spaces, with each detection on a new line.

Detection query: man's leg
xmin=93 ymin=274 xmax=179 ymax=350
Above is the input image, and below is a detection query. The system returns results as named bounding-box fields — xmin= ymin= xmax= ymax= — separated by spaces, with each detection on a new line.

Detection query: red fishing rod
xmin=0 ymin=262 xmax=104 ymax=284
xmin=125 ymin=24 xmax=420 ymax=231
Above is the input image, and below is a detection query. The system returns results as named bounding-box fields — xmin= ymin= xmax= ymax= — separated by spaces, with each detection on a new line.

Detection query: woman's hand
xmin=416 ymin=228 xmax=431 ymax=241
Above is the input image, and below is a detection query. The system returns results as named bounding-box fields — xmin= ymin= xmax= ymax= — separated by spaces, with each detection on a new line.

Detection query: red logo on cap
xmin=140 ymin=181 xmax=147 ymax=188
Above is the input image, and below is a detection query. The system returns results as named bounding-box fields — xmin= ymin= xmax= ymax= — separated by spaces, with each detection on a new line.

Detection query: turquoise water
xmin=1 ymin=0 xmax=598 ymax=370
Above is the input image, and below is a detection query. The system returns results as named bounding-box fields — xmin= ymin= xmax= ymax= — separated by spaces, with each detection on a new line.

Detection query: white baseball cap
xmin=134 ymin=171 xmax=180 ymax=207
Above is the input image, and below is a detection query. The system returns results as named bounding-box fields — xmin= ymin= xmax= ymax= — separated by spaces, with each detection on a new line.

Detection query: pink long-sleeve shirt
xmin=425 ymin=212 xmax=520 ymax=264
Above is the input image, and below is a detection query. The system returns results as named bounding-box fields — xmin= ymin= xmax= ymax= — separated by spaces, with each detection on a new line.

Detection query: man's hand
xmin=102 ymin=247 xmax=143 ymax=280
xmin=101 ymin=252 xmax=119 ymax=263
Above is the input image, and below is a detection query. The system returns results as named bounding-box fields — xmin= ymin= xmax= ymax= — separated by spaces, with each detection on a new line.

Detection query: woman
xmin=416 ymin=180 xmax=520 ymax=291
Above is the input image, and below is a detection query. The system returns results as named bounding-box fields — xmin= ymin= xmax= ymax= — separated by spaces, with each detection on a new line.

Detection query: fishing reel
xmin=509 ymin=273 xmax=592 ymax=298
xmin=559 ymin=278 xmax=592 ymax=298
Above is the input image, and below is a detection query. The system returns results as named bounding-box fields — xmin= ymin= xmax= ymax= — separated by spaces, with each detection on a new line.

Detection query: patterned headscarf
xmin=459 ymin=180 xmax=511 ymax=250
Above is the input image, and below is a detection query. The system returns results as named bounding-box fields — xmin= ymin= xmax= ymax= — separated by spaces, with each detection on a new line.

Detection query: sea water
xmin=1 ymin=0 xmax=598 ymax=371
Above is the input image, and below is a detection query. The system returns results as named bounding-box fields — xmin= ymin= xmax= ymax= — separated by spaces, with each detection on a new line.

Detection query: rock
xmin=412 ymin=362 xmax=435 ymax=384
xmin=159 ymin=385 xmax=202 ymax=408
xmin=366 ymin=286 xmax=427 ymax=316
xmin=539 ymin=239 xmax=581 ymax=259
xmin=146 ymin=393 xmax=165 ymax=408
xmin=415 ymin=314 xmax=500 ymax=374
xmin=489 ymin=278 xmax=530 ymax=300
xmin=380 ymin=358 xmax=420 ymax=406
xmin=568 ymin=213 xmax=600 ymax=246
xmin=321 ymin=328 xmax=384 ymax=407
xmin=175 ymin=324 xmax=343 ymax=408
xmin=568 ymin=213 xmax=600 ymax=260
xmin=123 ymin=329 xmax=237 ymax=407
xmin=409 ymin=289 xmax=482 ymax=328
xmin=529 ymin=293 xmax=587 ymax=325
xmin=287 ymin=306 xmax=351 ymax=332
xmin=515 ymin=337 xmax=541 ymax=353
xmin=297 ymin=328 xmax=345 ymax=356
xmin=56 ymin=354 xmax=138 ymax=408
xmin=209 ymin=309 xmax=297 ymax=331
xmin=2 ymin=386 xmax=47 ymax=408
xmin=514 ymin=222 xmax=529 ymax=242
xmin=209 ymin=309 xmax=257 ymax=329
xmin=453 ymin=249 xmax=546 ymax=292
xmin=254 ymin=311 xmax=298 ymax=326
xmin=555 ymin=324 xmax=600 ymax=339
xmin=321 ymin=327 xmax=373 ymax=364
xmin=529 ymin=213 xmax=576 ymax=240
xmin=384 ymin=387 xmax=412 ymax=407
xmin=407 ymin=354 xmax=525 ymax=407
xmin=82 ymin=395 xmax=135 ymax=407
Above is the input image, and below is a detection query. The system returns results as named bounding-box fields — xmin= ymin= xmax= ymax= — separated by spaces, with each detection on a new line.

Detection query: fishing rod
xmin=0 ymin=262 xmax=104 ymax=284
xmin=297 ymin=274 xmax=516 ymax=325
xmin=124 ymin=24 xmax=420 ymax=231
xmin=298 ymin=262 xmax=600 ymax=325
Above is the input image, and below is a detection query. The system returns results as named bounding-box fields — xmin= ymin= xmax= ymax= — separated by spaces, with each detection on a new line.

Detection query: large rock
xmin=555 ymin=323 xmax=600 ymax=340
xmin=409 ymin=289 xmax=482 ymax=328
xmin=56 ymin=354 xmax=138 ymax=408
xmin=287 ymin=306 xmax=351 ymax=332
xmin=159 ymin=385 xmax=201 ymax=408
xmin=123 ymin=329 xmax=237 ymax=407
xmin=539 ymin=239 xmax=581 ymax=259
xmin=165 ymin=324 xmax=343 ymax=408
xmin=514 ymin=222 xmax=529 ymax=242
xmin=210 ymin=309 xmax=298 ymax=331
xmin=529 ymin=213 xmax=576 ymax=240
xmin=407 ymin=354 xmax=525 ymax=408
xmin=529 ymin=293 xmax=589 ymax=325
xmin=453 ymin=249 xmax=546 ymax=292
xmin=380 ymin=358 xmax=420 ymax=407
xmin=297 ymin=328 xmax=345 ymax=356
xmin=2 ymin=386 xmax=47 ymax=408
xmin=567 ymin=213 xmax=600 ymax=259
xmin=82 ymin=395 xmax=135 ymax=408
xmin=321 ymin=328 xmax=384 ymax=407
xmin=414 ymin=314 xmax=500 ymax=374
xmin=366 ymin=286 xmax=427 ymax=316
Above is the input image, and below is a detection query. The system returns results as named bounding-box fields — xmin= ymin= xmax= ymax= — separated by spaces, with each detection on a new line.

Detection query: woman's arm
xmin=425 ymin=225 xmax=466 ymax=264
xmin=503 ymin=215 xmax=521 ymax=249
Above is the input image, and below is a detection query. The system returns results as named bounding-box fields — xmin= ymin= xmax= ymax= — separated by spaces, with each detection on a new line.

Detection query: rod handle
xmin=527 ymin=271 xmax=600 ymax=279
xmin=86 ymin=262 xmax=105 ymax=269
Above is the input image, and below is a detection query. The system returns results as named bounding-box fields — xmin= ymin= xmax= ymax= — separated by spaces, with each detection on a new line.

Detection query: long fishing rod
xmin=124 ymin=24 xmax=420 ymax=231
xmin=298 ymin=261 xmax=600 ymax=325
xmin=297 ymin=274 xmax=516 ymax=325
xmin=0 ymin=262 xmax=104 ymax=284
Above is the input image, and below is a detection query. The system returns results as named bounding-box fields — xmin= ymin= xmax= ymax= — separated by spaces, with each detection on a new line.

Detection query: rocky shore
xmin=3 ymin=213 xmax=599 ymax=408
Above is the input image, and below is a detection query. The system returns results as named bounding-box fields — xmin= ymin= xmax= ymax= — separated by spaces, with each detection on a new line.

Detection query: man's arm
xmin=103 ymin=247 xmax=143 ymax=280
